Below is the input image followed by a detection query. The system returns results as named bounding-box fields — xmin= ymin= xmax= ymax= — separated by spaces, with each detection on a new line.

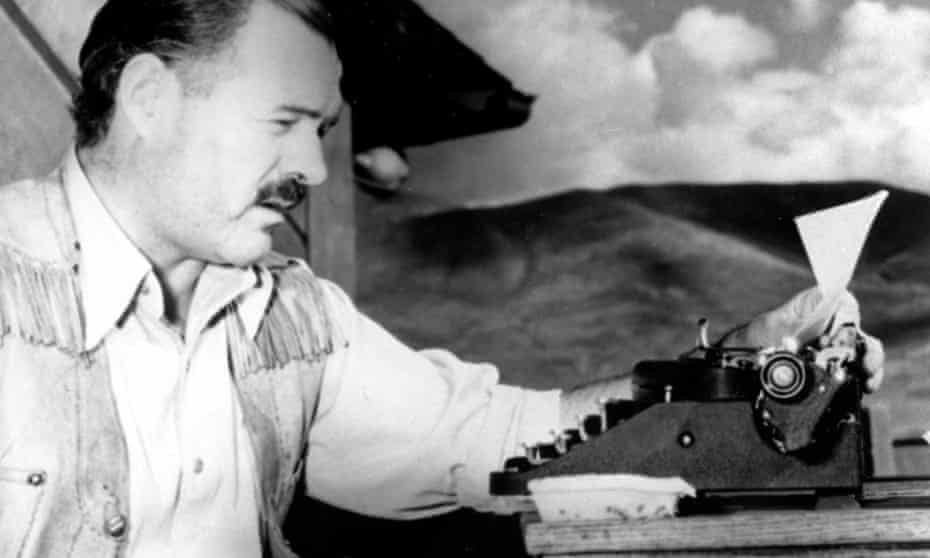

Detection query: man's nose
xmin=284 ymin=131 xmax=329 ymax=187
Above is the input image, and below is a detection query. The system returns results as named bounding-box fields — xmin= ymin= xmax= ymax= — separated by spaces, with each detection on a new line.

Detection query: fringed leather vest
xmin=0 ymin=170 xmax=340 ymax=558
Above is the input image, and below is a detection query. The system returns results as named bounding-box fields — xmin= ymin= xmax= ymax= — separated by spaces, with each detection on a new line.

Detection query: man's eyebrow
xmin=276 ymin=103 xmax=344 ymax=124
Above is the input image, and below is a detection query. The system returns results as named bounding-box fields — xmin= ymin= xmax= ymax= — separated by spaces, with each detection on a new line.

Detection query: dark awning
xmin=330 ymin=0 xmax=536 ymax=151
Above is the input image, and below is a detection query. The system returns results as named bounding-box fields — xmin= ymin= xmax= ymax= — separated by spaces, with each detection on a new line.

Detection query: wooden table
xmin=523 ymin=505 xmax=930 ymax=557
xmin=511 ymin=404 xmax=930 ymax=557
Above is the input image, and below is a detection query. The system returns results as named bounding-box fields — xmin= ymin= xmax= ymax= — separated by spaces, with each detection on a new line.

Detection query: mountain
xmin=355 ymin=181 xmax=930 ymax=439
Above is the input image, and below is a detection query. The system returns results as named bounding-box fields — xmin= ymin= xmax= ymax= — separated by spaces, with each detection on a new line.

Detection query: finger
xmin=827 ymin=290 xmax=861 ymax=333
xmin=746 ymin=287 xmax=818 ymax=346
xmin=860 ymin=332 xmax=885 ymax=393
xmin=790 ymin=288 xmax=837 ymax=343
xmin=797 ymin=289 xmax=861 ymax=343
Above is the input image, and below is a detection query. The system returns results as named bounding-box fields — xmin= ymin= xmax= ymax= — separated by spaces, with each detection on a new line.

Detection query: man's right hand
xmin=719 ymin=287 xmax=885 ymax=392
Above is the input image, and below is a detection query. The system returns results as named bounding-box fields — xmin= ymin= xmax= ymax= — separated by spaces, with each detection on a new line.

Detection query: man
xmin=0 ymin=0 xmax=883 ymax=557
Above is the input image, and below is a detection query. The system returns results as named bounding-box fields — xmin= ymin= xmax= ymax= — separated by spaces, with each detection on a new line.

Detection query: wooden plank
xmin=0 ymin=0 xmax=79 ymax=94
xmin=545 ymin=550 xmax=930 ymax=557
xmin=869 ymin=402 xmax=897 ymax=477
xmin=895 ymin=445 xmax=930 ymax=477
xmin=524 ymin=509 xmax=930 ymax=556
xmin=862 ymin=478 xmax=930 ymax=503
xmin=308 ymin=107 xmax=356 ymax=296
xmin=11 ymin=0 xmax=103 ymax=76
xmin=0 ymin=6 xmax=73 ymax=184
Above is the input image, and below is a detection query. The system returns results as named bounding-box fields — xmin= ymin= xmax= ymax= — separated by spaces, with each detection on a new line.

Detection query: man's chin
xmin=218 ymin=237 xmax=274 ymax=268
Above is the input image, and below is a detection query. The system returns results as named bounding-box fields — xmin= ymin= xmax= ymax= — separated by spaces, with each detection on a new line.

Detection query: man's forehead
xmin=232 ymin=1 xmax=338 ymax=61
xmin=220 ymin=2 xmax=342 ymax=111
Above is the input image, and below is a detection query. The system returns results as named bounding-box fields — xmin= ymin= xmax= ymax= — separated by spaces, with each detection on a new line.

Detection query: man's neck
xmin=76 ymin=146 xmax=204 ymax=328
xmin=153 ymin=260 xmax=205 ymax=327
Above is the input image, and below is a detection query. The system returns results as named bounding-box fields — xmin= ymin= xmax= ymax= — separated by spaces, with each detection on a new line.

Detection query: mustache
xmin=256 ymin=173 xmax=310 ymax=212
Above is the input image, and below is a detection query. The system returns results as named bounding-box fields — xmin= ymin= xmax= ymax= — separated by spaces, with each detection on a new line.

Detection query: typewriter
xmin=490 ymin=319 xmax=874 ymax=509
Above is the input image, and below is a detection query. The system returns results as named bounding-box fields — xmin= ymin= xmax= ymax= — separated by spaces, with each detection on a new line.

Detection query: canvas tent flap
xmin=331 ymin=0 xmax=536 ymax=150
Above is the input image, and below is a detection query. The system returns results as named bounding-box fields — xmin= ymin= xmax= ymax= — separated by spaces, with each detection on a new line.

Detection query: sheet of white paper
xmin=792 ymin=190 xmax=887 ymax=340
xmin=794 ymin=190 xmax=887 ymax=298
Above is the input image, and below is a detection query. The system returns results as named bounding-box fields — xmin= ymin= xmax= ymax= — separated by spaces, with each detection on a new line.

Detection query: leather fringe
xmin=227 ymin=266 xmax=343 ymax=377
xmin=0 ymin=244 xmax=83 ymax=354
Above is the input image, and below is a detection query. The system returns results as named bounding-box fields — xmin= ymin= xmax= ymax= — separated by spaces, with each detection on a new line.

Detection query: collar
xmin=184 ymin=264 xmax=274 ymax=343
xmin=64 ymin=148 xmax=152 ymax=350
xmin=63 ymin=148 xmax=273 ymax=350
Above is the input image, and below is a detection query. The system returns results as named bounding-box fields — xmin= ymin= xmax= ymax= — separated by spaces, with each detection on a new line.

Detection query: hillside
xmin=356 ymin=182 xmax=930 ymax=439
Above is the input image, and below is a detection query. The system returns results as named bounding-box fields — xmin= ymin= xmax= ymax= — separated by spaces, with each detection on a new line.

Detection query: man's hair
xmin=72 ymin=0 xmax=335 ymax=149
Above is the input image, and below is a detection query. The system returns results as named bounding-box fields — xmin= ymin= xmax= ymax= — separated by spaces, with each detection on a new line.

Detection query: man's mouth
xmin=256 ymin=173 xmax=310 ymax=213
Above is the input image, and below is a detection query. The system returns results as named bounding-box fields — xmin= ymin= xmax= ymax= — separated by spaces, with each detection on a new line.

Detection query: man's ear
xmin=115 ymin=53 xmax=182 ymax=139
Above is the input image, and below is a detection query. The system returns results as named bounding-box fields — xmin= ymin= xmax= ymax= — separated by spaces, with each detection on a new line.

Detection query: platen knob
xmin=760 ymin=352 xmax=807 ymax=401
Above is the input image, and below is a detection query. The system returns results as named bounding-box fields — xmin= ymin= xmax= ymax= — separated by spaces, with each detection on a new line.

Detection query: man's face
xmin=144 ymin=1 xmax=343 ymax=267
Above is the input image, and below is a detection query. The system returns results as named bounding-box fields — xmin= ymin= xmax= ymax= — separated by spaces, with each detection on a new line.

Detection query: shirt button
xmin=193 ymin=458 xmax=204 ymax=474
xmin=104 ymin=514 xmax=128 ymax=539
xmin=27 ymin=472 xmax=46 ymax=487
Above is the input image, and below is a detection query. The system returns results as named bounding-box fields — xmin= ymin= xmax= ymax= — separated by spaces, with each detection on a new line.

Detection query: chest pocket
xmin=0 ymin=467 xmax=47 ymax=558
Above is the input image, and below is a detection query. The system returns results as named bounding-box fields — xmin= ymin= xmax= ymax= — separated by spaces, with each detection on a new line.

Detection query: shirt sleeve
xmin=303 ymin=279 xmax=561 ymax=519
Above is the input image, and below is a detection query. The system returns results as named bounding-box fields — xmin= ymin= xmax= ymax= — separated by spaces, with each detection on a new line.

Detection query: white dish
xmin=528 ymin=474 xmax=696 ymax=522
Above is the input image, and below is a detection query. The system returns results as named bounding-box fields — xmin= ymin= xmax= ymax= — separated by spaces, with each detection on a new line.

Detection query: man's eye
xmin=271 ymin=119 xmax=299 ymax=133
xmin=317 ymin=122 xmax=333 ymax=138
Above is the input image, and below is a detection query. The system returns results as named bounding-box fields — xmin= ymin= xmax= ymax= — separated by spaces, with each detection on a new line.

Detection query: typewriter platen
xmin=490 ymin=319 xmax=872 ymax=508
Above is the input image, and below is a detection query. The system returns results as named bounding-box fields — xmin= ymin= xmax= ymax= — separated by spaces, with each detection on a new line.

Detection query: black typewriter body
xmin=491 ymin=323 xmax=871 ymax=506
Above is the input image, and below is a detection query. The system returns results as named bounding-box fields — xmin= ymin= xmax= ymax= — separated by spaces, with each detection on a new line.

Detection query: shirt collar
xmin=185 ymin=263 xmax=274 ymax=343
xmin=64 ymin=148 xmax=152 ymax=350
xmin=63 ymin=148 xmax=274 ymax=349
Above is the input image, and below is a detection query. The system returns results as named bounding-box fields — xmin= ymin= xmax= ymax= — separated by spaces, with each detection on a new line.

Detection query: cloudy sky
xmin=406 ymin=0 xmax=930 ymax=207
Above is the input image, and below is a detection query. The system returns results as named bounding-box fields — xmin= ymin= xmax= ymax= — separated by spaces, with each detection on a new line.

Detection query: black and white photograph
xmin=1 ymin=0 xmax=929 ymax=556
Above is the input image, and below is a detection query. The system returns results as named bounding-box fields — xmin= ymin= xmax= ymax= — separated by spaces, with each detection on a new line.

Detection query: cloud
xmin=827 ymin=1 xmax=930 ymax=105
xmin=647 ymin=8 xmax=779 ymax=128
xmin=671 ymin=6 xmax=777 ymax=74
xmin=408 ymin=0 xmax=930 ymax=207
xmin=822 ymin=1 xmax=930 ymax=183
xmin=634 ymin=1 xmax=930 ymax=187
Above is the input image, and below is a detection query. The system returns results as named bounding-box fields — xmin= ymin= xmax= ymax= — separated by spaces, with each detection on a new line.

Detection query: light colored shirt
xmin=63 ymin=149 xmax=561 ymax=556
